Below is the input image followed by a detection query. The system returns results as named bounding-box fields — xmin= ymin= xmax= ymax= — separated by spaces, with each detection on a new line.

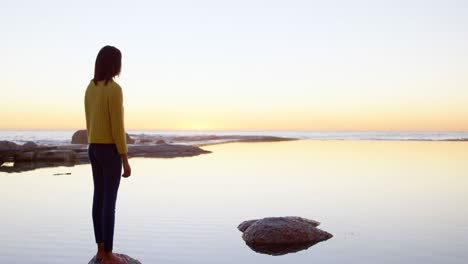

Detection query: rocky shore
xmin=0 ymin=130 xmax=297 ymax=173
xmin=0 ymin=141 xmax=211 ymax=173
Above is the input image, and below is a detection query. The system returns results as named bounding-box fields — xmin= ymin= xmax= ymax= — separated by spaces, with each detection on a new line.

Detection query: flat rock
xmin=238 ymin=216 xmax=332 ymax=256
xmin=14 ymin=151 xmax=35 ymax=162
xmin=128 ymin=143 xmax=211 ymax=158
xmin=35 ymin=150 xmax=77 ymax=162
xmin=88 ymin=254 xmax=141 ymax=264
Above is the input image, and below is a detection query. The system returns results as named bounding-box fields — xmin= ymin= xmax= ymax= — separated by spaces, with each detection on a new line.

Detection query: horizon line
xmin=1 ymin=128 xmax=468 ymax=133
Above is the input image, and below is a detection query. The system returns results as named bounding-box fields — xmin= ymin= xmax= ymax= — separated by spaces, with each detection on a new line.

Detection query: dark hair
xmin=93 ymin=45 xmax=122 ymax=85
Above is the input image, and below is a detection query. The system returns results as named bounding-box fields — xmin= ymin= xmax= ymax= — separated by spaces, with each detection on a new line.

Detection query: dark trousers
xmin=88 ymin=143 xmax=122 ymax=252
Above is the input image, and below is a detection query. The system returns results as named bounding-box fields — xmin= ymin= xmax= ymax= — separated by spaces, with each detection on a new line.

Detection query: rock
xmin=14 ymin=151 xmax=35 ymax=162
xmin=237 ymin=136 xmax=298 ymax=143
xmin=238 ymin=216 xmax=332 ymax=256
xmin=128 ymin=144 xmax=211 ymax=158
xmin=22 ymin=141 xmax=38 ymax=150
xmin=76 ymin=152 xmax=89 ymax=161
xmin=0 ymin=141 xmax=20 ymax=152
xmin=71 ymin=129 xmax=135 ymax=144
xmin=57 ymin=144 xmax=87 ymax=151
xmin=71 ymin=130 xmax=87 ymax=144
xmin=1 ymin=141 xmax=211 ymax=173
xmin=0 ymin=141 xmax=56 ymax=165
xmin=237 ymin=219 xmax=258 ymax=232
xmin=155 ymin=139 xmax=166 ymax=144
xmin=88 ymin=254 xmax=141 ymax=264
xmin=35 ymin=150 xmax=77 ymax=162
xmin=139 ymin=138 xmax=154 ymax=144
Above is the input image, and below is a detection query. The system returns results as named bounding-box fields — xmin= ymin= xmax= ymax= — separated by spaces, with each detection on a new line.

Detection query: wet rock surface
xmin=88 ymin=254 xmax=141 ymax=264
xmin=238 ymin=216 xmax=332 ymax=256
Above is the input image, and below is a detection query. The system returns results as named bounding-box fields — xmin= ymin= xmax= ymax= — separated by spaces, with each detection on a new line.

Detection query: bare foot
xmin=95 ymin=243 xmax=104 ymax=261
xmin=95 ymin=252 xmax=104 ymax=262
xmin=102 ymin=252 xmax=127 ymax=264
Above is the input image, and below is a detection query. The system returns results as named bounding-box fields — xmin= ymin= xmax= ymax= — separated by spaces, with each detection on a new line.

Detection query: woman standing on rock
xmin=85 ymin=45 xmax=131 ymax=264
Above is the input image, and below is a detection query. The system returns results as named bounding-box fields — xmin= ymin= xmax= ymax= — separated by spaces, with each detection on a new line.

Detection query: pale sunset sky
xmin=1 ymin=0 xmax=467 ymax=131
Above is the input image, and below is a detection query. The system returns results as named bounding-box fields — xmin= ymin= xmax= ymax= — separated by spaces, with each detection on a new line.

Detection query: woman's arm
xmin=109 ymin=85 xmax=128 ymax=155
xmin=109 ymin=84 xmax=131 ymax=177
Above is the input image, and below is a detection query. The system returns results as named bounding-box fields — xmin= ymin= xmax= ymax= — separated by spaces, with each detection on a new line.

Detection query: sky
xmin=1 ymin=0 xmax=467 ymax=131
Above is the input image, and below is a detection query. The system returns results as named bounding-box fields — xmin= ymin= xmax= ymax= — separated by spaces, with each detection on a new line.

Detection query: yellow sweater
xmin=84 ymin=79 xmax=128 ymax=154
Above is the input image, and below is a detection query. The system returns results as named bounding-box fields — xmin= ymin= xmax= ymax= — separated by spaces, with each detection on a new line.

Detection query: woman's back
xmin=85 ymin=79 xmax=127 ymax=154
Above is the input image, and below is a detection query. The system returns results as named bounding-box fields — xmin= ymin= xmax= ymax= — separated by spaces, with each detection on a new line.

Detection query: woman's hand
xmin=122 ymin=161 xmax=131 ymax=178
xmin=121 ymin=153 xmax=132 ymax=178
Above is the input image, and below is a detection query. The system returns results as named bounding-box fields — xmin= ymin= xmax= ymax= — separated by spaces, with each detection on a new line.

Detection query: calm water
xmin=1 ymin=140 xmax=467 ymax=263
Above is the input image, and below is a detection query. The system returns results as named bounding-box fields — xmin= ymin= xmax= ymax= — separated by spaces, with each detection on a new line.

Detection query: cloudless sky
xmin=1 ymin=0 xmax=467 ymax=130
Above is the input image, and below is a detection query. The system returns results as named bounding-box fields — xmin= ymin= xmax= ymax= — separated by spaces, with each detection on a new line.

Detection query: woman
xmin=85 ymin=45 xmax=131 ymax=264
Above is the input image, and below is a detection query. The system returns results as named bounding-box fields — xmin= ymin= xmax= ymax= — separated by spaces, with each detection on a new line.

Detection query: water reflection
xmin=0 ymin=161 xmax=77 ymax=173
xmin=245 ymin=241 xmax=320 ymax=256
xmin=0 ymin=140 xmax=467 ymax=264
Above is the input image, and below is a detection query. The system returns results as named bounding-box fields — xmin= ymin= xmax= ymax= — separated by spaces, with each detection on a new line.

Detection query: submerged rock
xmin=88 ymin=254 xmax=141 ymax=264
xmin=238 ymin=216 xmax=332 ymax=256
xmin=71 ymin=129 xmax=135 ymax=144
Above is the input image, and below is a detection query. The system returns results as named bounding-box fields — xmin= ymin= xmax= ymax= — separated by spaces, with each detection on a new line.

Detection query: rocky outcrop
xmin=238 ymin=216 xmax=332 ymax=256
xmin=71 ymin=129 xmax=135 ymax=144
xmin=22 ymin=141 xmax=38 ymax=149
xmin=88 ymin=254 xmax=141 ymax=264
xmin=1 ymin=141 xmax=56 ymax=164
xmin=2 ymin=142 xmax=76 ymax=163
xmin=0 ymin=140 xmax=22 ymax=152
xmin=1 ymin=141 xmax=43 ymax=153
xmin=34 ymin=150 xmax=77 ymax=162
xmin=166 ymin=135 xmax=297 ymax=146
xmin=0 ymin=140 xmax=211 ymax=173
xmin=128 ymin=143 xmax=210 ymax=158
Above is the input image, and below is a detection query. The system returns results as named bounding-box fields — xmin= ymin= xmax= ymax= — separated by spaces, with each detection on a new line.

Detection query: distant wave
xmin=128 ymin=131 xmax=468 ymax=145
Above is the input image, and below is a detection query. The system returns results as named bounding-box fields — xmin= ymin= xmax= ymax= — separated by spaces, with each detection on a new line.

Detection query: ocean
xmin=0 ymin=131 xmax=467 ymax=263
xmin=1 ymin=130 xmax=468 ymax=146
